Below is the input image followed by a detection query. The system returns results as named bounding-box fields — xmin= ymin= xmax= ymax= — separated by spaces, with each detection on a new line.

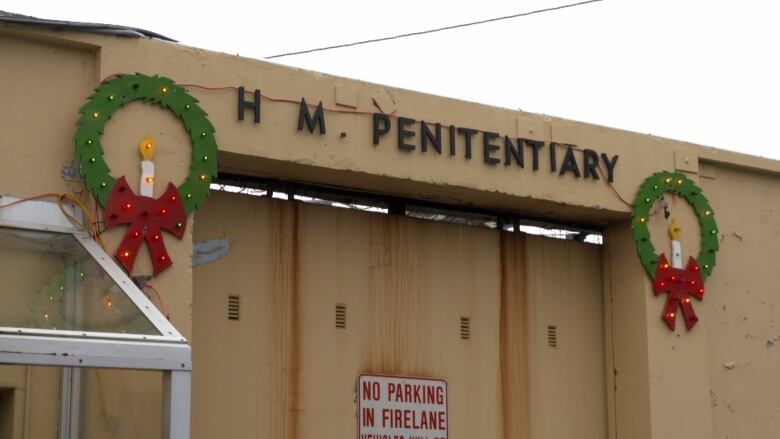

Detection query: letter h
xmin=238 ymin=86 xmax=261 ymax=123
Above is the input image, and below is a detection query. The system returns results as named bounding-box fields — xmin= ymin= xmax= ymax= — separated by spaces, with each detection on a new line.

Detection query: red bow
xmin=653 ymin=254 xmax=704 ymax=331
xmin=104 ymin=176 xmax=187 ymax=276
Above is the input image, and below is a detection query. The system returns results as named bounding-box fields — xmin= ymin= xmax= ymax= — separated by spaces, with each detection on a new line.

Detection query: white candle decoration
xmin=671 ymin=241 xmax=682 ymax=269
xmin=139 ymin=136 xmax=156 ymax=197
xmin=669 ymin=218 xmax=683 ymax=269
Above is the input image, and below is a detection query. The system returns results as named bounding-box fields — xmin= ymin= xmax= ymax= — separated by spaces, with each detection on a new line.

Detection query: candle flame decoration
xmin=668 ymin=218 xmax=682 ymax=241
xmin=139 ymin=135 xmax=155 ymax=161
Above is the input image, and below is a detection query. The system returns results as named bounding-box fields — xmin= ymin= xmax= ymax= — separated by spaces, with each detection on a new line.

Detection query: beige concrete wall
xmin=192 ymin=191 xmax=605 ymax=439
xmin=699 ymin=165 xmax=780 ymax=438
xmin=603 ymin=220 xmax=653 ymax=439
xmin=604 ymin=164 xmax=780 ymax=439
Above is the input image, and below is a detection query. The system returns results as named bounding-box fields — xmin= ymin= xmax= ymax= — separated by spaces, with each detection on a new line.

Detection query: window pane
xmin=0 ymin=227 xmax=159 ymax=335
xmin=0 ymin=365 xmax=60 ymax=439
xmin=0 ymin=365 xmax=162 ymax=439
xmin=80 ymin=368 xmax=162 ymax=439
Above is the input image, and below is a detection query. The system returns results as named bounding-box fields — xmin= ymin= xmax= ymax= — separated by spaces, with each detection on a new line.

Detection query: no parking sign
xmin=357 ymin=374 xmax=448 ymax=439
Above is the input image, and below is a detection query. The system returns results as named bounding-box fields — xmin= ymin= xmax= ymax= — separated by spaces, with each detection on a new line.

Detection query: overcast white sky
xmin=5 ymin=0 xmax=780 ymax=159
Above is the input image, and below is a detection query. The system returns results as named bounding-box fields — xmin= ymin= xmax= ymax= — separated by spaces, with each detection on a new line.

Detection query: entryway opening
xmin=0 ymin=387 xmax=13 ymax=439
xmin=193 ymin=175 xmax=608 ymax=439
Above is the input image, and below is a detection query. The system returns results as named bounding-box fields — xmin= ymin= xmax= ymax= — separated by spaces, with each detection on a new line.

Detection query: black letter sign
xmin=373 ymin=113 xmax=391 ymax=145
xmin=238 ymin=87 xmax=261 ymax=123
xmin=298 ymin=98 xmax=326 ymax=134
xmin=482 ymin=131 xmax=500 ymax=165
xmin=398 ymin=117 xmax=416 ymax=151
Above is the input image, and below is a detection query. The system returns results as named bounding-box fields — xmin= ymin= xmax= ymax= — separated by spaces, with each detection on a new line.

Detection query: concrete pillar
xmin=605 ymin=220 xmax=713 ymax=438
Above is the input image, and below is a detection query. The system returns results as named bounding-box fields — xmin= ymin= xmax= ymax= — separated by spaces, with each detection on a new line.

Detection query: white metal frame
xmin=0 ymin=196 xmax=191 ymax=439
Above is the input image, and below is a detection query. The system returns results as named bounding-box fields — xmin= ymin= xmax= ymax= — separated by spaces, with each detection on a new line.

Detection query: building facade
xmin=1 ymin=16 xmax=779 ymax=439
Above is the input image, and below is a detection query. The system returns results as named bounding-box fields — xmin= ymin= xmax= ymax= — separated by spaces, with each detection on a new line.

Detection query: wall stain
xmin=365 ymin=215 xmax=428 ymax=377
xmin=271 ymin=201 xmax=301 ymax=439
xmin=499 ymin=232 xmax=531 ymax=439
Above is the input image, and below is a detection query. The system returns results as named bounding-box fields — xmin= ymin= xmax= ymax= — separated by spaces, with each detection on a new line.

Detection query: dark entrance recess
xmin=212 ymin=173 xmax=605 ymax=244
xmin=0 ymin=388 xmax=13 ymax=439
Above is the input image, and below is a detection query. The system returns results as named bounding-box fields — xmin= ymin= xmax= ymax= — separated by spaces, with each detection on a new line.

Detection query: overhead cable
xmin=265 ymin=0 xmax=605 ymax=59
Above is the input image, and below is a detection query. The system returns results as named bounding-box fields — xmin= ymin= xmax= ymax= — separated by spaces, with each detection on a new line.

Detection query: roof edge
xmin=0 ymin=12 xmax=176 ymax=42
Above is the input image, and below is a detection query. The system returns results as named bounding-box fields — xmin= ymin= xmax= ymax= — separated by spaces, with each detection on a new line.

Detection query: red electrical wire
xmin=176 ymin=81 xmax=379 ymax=115
xmin=176 ymin=83 xmax=237 ymax=91
xmin=597 ymin=165 xmax=634 ymax=209
xmin=95 ymin=75 xmax=638 ymax=209
xmin=145 ymin=282 xmax=169 ymax=319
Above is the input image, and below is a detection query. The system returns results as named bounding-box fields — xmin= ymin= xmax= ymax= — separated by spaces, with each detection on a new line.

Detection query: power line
xmin=265 ymin=0 xmax=605 ymax=60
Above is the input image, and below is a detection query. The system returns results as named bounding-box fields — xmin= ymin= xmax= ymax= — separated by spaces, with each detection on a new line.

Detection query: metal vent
xmin=460 ymin=317 xmax=470 ymax=340
xmin=547 ymin=325 xmax=557 ymax=348
xmin=228 ymin=295 xmax=240 ymax=321
xmin=335 ymin=303 xmax=347 ymax=329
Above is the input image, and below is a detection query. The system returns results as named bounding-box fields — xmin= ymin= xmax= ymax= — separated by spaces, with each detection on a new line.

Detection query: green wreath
xmin=631 ymin=171 xmax=719 ymax=280
xmin=73 ymin=73 xmax=217 ymax=215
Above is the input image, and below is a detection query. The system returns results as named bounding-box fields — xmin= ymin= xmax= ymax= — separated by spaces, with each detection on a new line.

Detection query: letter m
xmin=298 ymin=98 xmax=326 ymax=134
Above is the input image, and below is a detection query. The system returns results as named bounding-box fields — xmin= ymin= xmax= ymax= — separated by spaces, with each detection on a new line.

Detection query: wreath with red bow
xmin=631 ymin=172 xmax=719 ymax=331
xmin=74 ymin=74 xmax=217 ymax=276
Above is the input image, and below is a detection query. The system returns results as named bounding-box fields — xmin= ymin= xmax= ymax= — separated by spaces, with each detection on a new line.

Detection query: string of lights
xmin=264 ymin=0 xmax=606 ymax=59
xmin=0 ymin=193 xmax=170 ymax=314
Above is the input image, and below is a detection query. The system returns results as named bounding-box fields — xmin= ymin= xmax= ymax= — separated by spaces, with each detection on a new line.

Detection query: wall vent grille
xmin=228 ymin=295 xmax=240 ymax=321
xmin=335 ymin=303 xmax=347 ymax=329
xmin=460 ymin=317 xmax=470 ymax=340
xmin=547 ymin=325 xmax=557 ymax=348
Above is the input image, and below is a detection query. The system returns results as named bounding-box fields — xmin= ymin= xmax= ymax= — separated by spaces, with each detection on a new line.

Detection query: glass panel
xmin=80 ymin=368 xmax=162 ymax=439
xmin=0 ymin=365 xmax=162 ymax=439
xmin=0 ymin=227 xmax=159 ymax=335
